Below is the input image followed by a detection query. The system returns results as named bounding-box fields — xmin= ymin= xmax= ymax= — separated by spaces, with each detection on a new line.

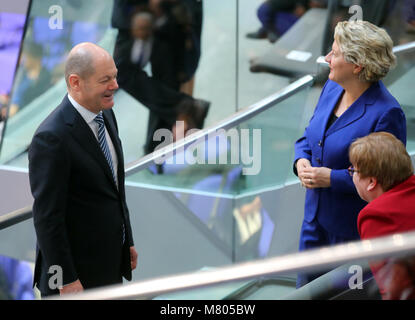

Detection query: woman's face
xmin=325 ymin=40 xmax=356 ymax=84
xmin=352 ymin=166 xmax=371 ymax=202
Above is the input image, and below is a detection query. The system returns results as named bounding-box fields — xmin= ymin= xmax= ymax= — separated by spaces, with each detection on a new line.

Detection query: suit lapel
xmin=61 ymin=96 xmax=119 ymax=191
xmin=321 ymin=84 xmax=344 ymax=137
xmin=325 ymin=82 xmax=378 ymax=137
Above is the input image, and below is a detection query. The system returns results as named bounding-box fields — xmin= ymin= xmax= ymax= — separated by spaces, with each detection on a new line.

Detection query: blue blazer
xmin=294 ymin=80 xmax=406 ymax=238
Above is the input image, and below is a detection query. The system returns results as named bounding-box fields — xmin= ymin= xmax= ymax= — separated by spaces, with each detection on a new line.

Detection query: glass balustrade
xmin=384 ymin=48 xmax=415 ymax=153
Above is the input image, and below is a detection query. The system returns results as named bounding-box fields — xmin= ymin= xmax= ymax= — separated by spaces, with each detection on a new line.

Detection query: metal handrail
xmin=393 ymin=41 xmax=415 ymax=54
xmin=124 ymin=74 xmax=315 ymax=176
xmin=0 ymin=205 xmax=32 ymax=230
xmin=56 ymin=230 xmax=415 ymax=300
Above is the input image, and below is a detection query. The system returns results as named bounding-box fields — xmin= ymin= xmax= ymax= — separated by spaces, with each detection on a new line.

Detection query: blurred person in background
xmin=294 ymin=20 xmax=406 ymax=288
xmin=111 ymin=0 xmax=209 ymax=155
xmin=349 ymin=132 xmax=415 ymax=300
xmin=0 ymin=255 xmax=34 ymax=300
xmin=405 ymin=0 xmax=415 ymax=33
xmin=246 ymin=0 xmax=327 ymax=43
xmin=8 ymin=42 xmax=52 ymax=117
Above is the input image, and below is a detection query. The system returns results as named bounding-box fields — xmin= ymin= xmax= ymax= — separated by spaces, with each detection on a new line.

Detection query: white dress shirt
xmin=68 ymin=94 xmax=119 ymax=188
xmin=130 ymin=37 xmax=153 ymax=68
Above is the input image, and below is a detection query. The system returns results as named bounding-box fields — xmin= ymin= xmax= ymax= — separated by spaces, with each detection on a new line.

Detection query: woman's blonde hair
xmin=334 ymin=20 xmax=396 ymax=82
xmin=349 ymin=132 xmax=413 ymax=192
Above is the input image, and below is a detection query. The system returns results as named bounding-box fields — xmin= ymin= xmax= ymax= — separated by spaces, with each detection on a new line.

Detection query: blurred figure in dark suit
xmin=111 ymin=0 xmax=209 ymax=155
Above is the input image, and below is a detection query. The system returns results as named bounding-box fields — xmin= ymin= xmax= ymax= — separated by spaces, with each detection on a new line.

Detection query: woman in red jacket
xmin=349 ymin=132 xmax=415 ymax=300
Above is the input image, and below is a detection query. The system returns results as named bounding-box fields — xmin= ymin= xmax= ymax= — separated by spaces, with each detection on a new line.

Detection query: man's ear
xmin=367 ymin=177 xmax=378 ymax=191
xmin=68 ymin=74 xmax=81 ymax=92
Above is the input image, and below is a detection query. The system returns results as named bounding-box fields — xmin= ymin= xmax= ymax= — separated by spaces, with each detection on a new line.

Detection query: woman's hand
xmin=301 ymin=166 xmax=332 ymax=189
xmin=296 ymin=158 xmax=312 ymax=186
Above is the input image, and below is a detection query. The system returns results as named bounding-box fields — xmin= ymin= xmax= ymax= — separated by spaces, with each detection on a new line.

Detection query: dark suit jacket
xmin=28 ymin=95 xmax=134 ymax=295
xmin=114 ymin=30 xmax=188 ymax=153
xmin=294 ymin=80 xmax=406 ymax=238
xmin=113 ymin=30 xmax=181 ymax=121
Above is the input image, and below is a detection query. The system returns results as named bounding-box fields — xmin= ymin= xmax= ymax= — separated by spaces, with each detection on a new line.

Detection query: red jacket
xmin=358 ymin=175 xmax=415 ymax=299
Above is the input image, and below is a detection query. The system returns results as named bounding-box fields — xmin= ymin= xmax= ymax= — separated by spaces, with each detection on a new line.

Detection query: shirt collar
xmin=68 ymin=93 xmax=99 ymax=125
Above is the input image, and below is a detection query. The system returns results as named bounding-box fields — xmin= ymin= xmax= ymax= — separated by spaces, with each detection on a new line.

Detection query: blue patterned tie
xmin=94 ymin=112 xmax=125 ymax=244
xmin=94 ymin=112 xmax=117 ymax=184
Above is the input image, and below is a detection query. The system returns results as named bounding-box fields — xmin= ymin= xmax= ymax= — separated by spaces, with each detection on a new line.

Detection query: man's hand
xmin=130 ymin=246 xmax=138 ymax=270
xmin=59 ymin=279 xmax=83 ymax=295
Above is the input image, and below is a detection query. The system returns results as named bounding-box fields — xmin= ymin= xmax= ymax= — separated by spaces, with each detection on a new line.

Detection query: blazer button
xmin=318 ymin=140 xmax=323 ymax=147
xmin=316 ymin=157 xmax=321 ymax=164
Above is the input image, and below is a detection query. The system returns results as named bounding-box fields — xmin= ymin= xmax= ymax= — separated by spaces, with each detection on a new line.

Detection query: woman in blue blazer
xmin=294 ymin=20 xmax=407 ymax=287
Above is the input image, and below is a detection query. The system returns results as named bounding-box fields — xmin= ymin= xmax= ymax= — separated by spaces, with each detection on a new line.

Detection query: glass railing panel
xmin=126 ymin=81 xmax=314 ymax=194
xmin=236 ymin=85 xmax=314 ymax=193
xmin=383 ymin=48 xmax=415 ymax=154
xmin=0 ymin=0 xmax=115 ymax=167
xmin=0 ymin=0 xmax=240 ymax=166
xmin=0 ymin=215 xmax=36 ymax=265
xmin=0 ymin=254 xmax=36 ymax=300
xmin=125 ymin=81 xmax=315 ymax=267
xmin=172 ymin=190 xmax=236 ymax=258
xmin=0 ymin=0 xmax=30 ymax=141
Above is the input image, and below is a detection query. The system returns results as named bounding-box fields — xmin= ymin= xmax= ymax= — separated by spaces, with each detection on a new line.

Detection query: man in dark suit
xmin=28 ymin=42 xmax=138 ymax=297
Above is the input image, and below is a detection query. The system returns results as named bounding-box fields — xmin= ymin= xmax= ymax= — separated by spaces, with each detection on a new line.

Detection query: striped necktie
xmin=94 ymin=113 xmax=125 ymax=244
xmin=94 ymin=112 xmax=117 ymax=184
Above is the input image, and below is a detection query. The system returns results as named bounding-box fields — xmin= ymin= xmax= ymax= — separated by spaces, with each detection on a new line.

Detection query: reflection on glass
xmin=0 ymin=254 xmax=35 ymax=300
xmin=384 ymin=49 xmax=415 ymax=154
xmin=368 ymin=254 xmax=415 ymax=300
xmin=128 ymin=84 xmax=311 ymax=195
xmin=9 ymin=42 xmax=53 ymax=116
xmin=0 ymin=0 xmax=30 ymax=138
xmin=233 ymin=195 xmax=275 ymax=262
xmin=0 ymin=0 xmax=113 ymax=165
xmin=126 ymin=84 xmax=312 ymax=263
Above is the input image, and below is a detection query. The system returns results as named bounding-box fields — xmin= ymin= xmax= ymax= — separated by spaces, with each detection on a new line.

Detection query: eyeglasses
xmin=348 ymin=166 xmax=359 ymax=177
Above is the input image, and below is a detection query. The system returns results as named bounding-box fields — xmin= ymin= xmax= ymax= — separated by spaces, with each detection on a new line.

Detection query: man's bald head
xmin=64 ymin=42 xmax=111 ymax=87
xmin=64 ymin=42 xmax=118 ymax=113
